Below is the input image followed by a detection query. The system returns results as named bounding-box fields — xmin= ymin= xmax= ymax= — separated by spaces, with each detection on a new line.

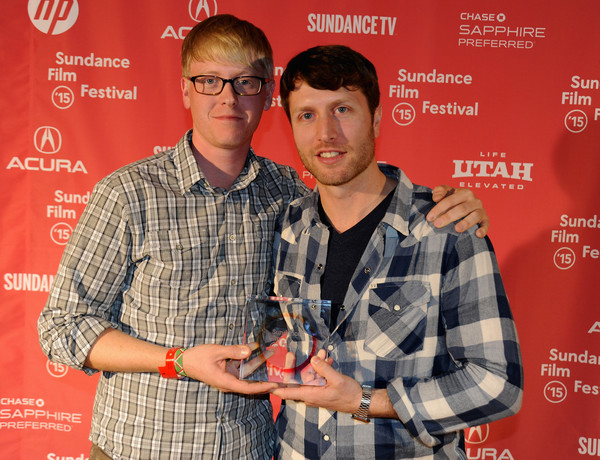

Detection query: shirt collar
xmin=305 ymin=163 xmax=413 ymax=236
xmin=378 ymin=163 xmax=412 ymax=237
xmin=171 ymin=130 xmax=260 ymax=194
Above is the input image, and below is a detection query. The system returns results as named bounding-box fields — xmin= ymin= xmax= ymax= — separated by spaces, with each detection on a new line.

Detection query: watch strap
xmin=351 ymin=384 xmax=372 ymax=423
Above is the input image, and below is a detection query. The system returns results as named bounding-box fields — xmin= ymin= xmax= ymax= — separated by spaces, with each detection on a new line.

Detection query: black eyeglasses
xmin=187 ymin=75 xmax=270 ymax=96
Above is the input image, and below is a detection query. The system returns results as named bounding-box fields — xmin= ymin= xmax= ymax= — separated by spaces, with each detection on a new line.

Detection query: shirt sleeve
xmin=37 ymin=178 xmax=133 ymax=375
xmin=386 ymin=233 xmax=523 ymax=447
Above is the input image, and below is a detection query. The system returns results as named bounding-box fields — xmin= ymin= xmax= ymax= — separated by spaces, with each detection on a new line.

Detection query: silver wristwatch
xmin=351 ymin=385 xmax=372 ymax=423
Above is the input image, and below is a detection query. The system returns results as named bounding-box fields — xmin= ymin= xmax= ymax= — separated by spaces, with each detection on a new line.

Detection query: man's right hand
xmin=182 ymin=343 xmax=279 ymax=394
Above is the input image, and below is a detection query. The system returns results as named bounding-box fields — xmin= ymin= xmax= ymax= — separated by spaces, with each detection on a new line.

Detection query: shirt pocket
xmin=274 ymin=274 xmax=302 ymax=298
xmin=364 ymin=280 xmax=431 ymax=359
xmin=141 ymin=230 xmax=209 ymax=287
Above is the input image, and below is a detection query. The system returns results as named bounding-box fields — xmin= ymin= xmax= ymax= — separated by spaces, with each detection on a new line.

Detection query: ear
xmin=181 ymin=77 xmax=191 ymax=110
xmin=262 ymin=79 xmax=276 ymax=111
xmin=372 ymin=105 xmax=383 ymax=138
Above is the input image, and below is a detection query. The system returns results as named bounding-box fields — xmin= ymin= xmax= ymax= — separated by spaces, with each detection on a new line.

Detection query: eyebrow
xmin=291 ymin=96 xmax=355 ymax=114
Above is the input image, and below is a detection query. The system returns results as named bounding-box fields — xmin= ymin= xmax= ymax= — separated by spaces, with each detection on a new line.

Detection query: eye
xmin=299 ymin=113 xmax=313 ymax=121
xmin=199 ymin=76 xmax=218 ymax=85
xmin=336 ymin=106 xmax=349 ymax=114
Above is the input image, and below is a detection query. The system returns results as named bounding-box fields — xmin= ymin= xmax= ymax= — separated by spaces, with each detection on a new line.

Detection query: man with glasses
xmin=38 ymin=15 xmax=491 ymax=460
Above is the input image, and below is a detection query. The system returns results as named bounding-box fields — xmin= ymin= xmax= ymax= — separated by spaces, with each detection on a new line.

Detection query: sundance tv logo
xmin=28 ymin=0 xmax=79 ymax=35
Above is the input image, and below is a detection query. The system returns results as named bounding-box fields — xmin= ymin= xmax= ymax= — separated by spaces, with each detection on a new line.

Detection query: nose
xmin=218 ymin=80 xmax=238 ymax=105
xmin=317 ymin=114 xmax=337 ymax=143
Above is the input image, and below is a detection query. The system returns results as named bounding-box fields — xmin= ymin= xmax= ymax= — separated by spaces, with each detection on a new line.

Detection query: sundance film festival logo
xmin=28 ymin=0 xmax=79 ymax=35
xmin=189 ymin=0 xmax=217 ymax=22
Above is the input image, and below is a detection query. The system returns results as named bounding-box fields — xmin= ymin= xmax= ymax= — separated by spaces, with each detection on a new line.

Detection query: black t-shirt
xmin=319 ymin=188 xmax=396 ymax=331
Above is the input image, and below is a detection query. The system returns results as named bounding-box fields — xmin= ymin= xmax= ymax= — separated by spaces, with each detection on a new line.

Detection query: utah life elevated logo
xmin=28 ymin=0 xmax=79 ymax=35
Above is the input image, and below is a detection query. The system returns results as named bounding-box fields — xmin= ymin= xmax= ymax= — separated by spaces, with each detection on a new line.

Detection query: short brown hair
xmin=280 ymin=45 xmax=380 ymax=119
xmin=181 ymin=14 xmax=273 ymax=79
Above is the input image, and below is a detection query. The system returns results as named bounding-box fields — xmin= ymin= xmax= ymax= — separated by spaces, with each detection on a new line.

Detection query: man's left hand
xmin=271 ymin=354 xmax=362 ymax=414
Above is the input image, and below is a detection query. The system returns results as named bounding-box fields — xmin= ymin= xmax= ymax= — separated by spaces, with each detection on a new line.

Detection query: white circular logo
xmin=46 ymin=360 xmax=69 ymax=378
xmin=392 ymin=102 xmax=416 ymax=126
xmin=28 ymin=0 xmax=79 ymax=35
xmin=50 ymin=222 xmax=73 ymax=245
xmin=52 ymin=86 xmax=75 ymax=109
xmin=564 ymin=109 xmax=588 ymax=133
xmin=544 ymin=380 xmax=567 ymax=403
xmin=554 ymin=247 xmax=576 ymax=270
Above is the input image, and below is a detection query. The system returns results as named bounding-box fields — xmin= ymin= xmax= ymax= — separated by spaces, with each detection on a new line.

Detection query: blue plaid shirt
xmin=273 ymin=165 xmax=523 ymax=459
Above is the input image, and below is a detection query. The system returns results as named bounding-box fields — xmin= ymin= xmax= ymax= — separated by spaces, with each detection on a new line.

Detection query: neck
xmin=191 ymin=134 xmax=249 ymax=189
xmin=318 ymin=163 xmax=397 ymax=233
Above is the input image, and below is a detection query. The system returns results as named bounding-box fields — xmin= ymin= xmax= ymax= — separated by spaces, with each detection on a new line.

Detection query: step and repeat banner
xmin=1 ymin=0 xmax=600 ymax=458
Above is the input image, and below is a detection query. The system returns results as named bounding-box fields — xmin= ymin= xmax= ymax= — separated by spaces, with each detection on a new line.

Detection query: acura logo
xmin=189 ymin=0 xmax=217 ymax=22
xmin=34 ymin=126 xmax=62 ymax=154
xmin=465 ymin=424 xmax=490 ymax=444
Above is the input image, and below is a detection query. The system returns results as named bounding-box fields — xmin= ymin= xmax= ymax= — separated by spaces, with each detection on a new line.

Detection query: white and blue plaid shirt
xmin=38 ymin=131 xmax=308 ymax=459
xmin=273 ymin=164 xmax=523 ymax=459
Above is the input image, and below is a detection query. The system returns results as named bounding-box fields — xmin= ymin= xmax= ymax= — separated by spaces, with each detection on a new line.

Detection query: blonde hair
xmin=181 ymin=14 xmax=273 ymax=79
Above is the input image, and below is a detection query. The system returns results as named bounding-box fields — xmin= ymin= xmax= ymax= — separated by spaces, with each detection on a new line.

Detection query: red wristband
xmin=159 ymin=347 xmax=184 ymax=379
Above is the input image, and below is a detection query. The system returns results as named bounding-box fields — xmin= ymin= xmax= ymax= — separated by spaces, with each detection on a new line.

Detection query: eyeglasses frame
xmin=186 ymin=74 xmax=271 ymax=96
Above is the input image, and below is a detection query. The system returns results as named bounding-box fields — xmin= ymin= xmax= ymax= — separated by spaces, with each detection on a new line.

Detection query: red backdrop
xmin=2 ymin=1 xmax=600 ymax=458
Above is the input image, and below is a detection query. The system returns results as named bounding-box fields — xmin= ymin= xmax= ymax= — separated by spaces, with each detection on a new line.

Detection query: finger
xmin=226 ymin=344 xmax=253 ymax=360
xmin=426 ymin=194 xmax=459 ymax=222
xmin=475 ymin=217 xmax=490 ymax=238
xmin=221 ymin=379 xmax=279 ymax=394
xmin=431 ymin=184 xmax=454 ymax=203
xmin=270 ymin=385 xmax=305 ymax=400
xmin=309 ymin=355 xmax=336 ymax=381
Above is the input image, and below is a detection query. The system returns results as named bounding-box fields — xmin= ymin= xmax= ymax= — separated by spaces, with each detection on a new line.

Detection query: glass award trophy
xmin=240 ymin=295 xmax=332 ymax=386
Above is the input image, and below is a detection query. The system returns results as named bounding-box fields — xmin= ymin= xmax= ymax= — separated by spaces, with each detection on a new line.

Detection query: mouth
xmin=215 ymin=115 xmax=243 ymax=121
xmin=213 ymin=111 xmax=244 ymax=121
xmin=318 ymin=150 xmax=344 ymax=159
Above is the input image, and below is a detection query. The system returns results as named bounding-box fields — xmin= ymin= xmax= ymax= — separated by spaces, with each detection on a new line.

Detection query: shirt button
xmin=394 ymin=304 xmax=401 ymax=311
xmin=327 ymin=344 xmax=334 ymax=352
xmin=323 ymin=434 xmax=330 ymax=442
xmin=228 ymin=323 xmax=234 ymax=330
xmin=364 ymin=267 xmax=371 ymax=274
xmin=229 ymin=234 xmax=236 ymax=241
xmin=230 ymin=279 xmax=237 ymax=285
xmin=176 ymin=243 xmax=184 ymax=251
xmin=317 ymin=264 xmax=323 ymax=270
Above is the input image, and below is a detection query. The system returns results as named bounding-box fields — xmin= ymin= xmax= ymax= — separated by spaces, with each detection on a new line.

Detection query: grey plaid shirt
xmin=273 ymin=164 xmax=523 ymax=460
xmin=38 ymin=131 xmax=308 ymax=459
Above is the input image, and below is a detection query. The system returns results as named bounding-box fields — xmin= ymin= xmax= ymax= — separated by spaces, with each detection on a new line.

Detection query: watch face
xmin=240 ymin=295 xmax=332 ymax=385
